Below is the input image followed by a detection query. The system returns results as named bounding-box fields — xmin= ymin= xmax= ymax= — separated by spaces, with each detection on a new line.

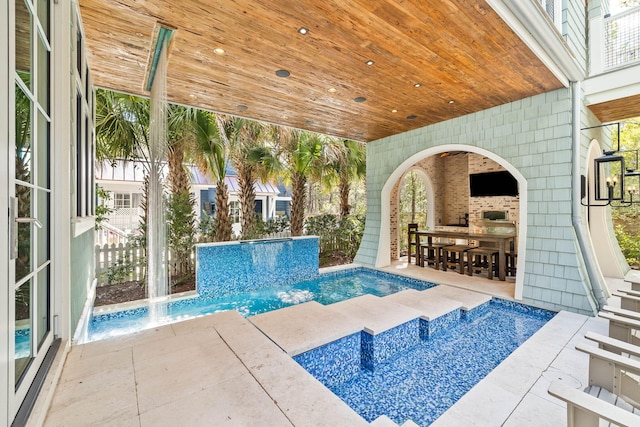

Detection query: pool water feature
xmin=87 ymin=268 xmax=436 ymax=342
xmin=294 ymin=299 xmax=555 ymax=426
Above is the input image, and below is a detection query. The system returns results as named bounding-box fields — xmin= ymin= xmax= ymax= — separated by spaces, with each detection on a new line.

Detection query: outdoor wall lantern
xmin=582 ymin=122 xmax=640 ymax=208
xmin=594 ymin=151 xmax=624 ymax=201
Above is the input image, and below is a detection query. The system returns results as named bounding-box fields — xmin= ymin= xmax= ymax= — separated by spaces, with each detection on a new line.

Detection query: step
xmin=422 ymin=285 xmax=492 ymax=311
xmin=328 ymin=295 xmax=423 ymax=370
xmin=249 ymin=301 xmax=362 ymax=356
xmin=384 ymin=289 xmax=462 ymax=320
xmin=327 ymin=294 xmax=422 ymax=335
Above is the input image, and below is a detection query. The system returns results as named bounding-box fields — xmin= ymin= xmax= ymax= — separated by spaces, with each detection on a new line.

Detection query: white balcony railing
xmin=604 ymin=6 xmax=640 ymax=70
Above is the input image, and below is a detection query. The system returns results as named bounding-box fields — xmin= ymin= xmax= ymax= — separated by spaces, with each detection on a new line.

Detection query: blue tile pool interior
xmin=15 ymin=328 xmax=30 ymax=359
xmin=294 ymin=299 xmax=555 ymax=427
xmin=196 ymin=237 xmax=320 ymax=298
xmin=88 ymin=267 xmax=437 ymax=342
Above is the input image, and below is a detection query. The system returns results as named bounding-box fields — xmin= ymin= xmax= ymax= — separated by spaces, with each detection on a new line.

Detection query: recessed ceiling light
xmin=354 ymin=97 xmax=366 ymax=103
xmin=328 ymin=88 xmax=337 ymax=93
xmin=365 ymin=60 xmax=374 ymax=66
xmin=407 ymin=115 xmax=417 ymax=120
xmin=413 ymin=83 xmax=422 ymax=88
xmin=391 ymin=109 xmax=398 ymax=113
xmin=213 ymin=48 xmax=226 ymax=56
xmin=237 ymin=105 xmax=248 ymax=111
xmin=449 ymin=100 xmax=455 ymax=104
xmin=189 ymin=94 xmax=196 ymax=99
xmin=275 ymin=69 xmax=291 ymax=78
xmin=298 ymin=27 xmax=309 ymax=35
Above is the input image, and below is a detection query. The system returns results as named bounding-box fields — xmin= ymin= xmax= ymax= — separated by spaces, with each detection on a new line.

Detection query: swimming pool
xmin=295 ymin=299 xmax=555 ymax=426
xmin=87 ymin=268 xmax=436 ymax=342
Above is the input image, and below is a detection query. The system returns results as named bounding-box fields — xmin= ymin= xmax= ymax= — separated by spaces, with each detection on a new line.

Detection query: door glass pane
xmin=37 ymin=0 xmax=49 ymax=38
xmin=37 ymin=190 xmax=49 ymax=266
xmin=15 ymin=279 xmax=33 ymax=384
xmin=15 ymin=84 xmax=32 ymax=184
xmin=37 ymin=109 xmax=49 ymax=188
xmin=15 ymin=0 xmax=32 ymax=89
xmin=37 ymin=33 xmax=49 ymax=114
xmin=37 ymin=267 xmax=50 ymax=349
xmin=16 ymin=184 xmax=32 ymax=282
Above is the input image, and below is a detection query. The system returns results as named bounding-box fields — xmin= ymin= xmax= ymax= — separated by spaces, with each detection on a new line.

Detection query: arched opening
xmin=378 ymin=144 xmax=527 ymax=300
xmin=390 ymin=169 xmax=434 ymax=260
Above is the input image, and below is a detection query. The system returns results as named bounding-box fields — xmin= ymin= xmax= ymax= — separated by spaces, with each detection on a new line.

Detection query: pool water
xmin=309 ymin=300 xmax=554 ymax=426
xmin=88 ymin=268 xmax=435 ymax=342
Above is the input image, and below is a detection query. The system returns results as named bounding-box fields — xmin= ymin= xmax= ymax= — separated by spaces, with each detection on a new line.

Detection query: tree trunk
xmin=235 ymin=161 xmax=256 ymax=238
xmin=339 ymin=170 xmax=351 ymax=218
xmin=215 ymin=180 xmax=232 ymax=241
xmin=167 ymin=144 xmax=195 ymax=275
xmin=290 ymin=172 xmax=307 ymax=236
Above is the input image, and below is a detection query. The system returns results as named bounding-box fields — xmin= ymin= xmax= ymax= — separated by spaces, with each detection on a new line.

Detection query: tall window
xmin=230 ymin=200 xmax=240 ymax=223
xmin=73 ymin=13 xmax=94 ymax=218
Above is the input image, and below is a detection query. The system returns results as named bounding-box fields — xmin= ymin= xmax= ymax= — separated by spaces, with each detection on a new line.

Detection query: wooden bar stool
xmin=467 ymin=247 xmax=499 ymax=280
xmin=407 ymin=223 xmax=418 ymax=264
xmin=420 ymin=242 xmax=451 ymax=269
xmin=443 ymin=245 xmax=473 ymax=274
xmin=506 ymin=252 xmax=518 ymax=276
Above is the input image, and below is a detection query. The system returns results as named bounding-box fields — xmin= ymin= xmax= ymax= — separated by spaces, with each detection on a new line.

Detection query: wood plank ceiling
xmin=588 ymin=94 xmax=640 ymax=123
xmin=79 ymin=0 xmax=563 ymax=142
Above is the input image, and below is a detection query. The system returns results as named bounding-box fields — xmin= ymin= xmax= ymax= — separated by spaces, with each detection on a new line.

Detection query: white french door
xmin=4 ymin=0 xmax=54 ymax=423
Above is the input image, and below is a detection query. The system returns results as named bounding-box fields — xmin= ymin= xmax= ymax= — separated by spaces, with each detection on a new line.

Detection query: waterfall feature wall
xmin=196 ymin=237 xmax=319 ymax=298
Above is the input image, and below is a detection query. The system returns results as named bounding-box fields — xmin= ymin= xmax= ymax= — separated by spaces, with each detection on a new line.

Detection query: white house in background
xmin=96 ymin=160 xmax=291 ymax=242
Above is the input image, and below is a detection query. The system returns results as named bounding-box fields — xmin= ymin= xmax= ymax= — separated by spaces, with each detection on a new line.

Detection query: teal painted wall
xmin=69 ymin=228 xmax=94 ymax=331
xmin=355 ymin=87 xmax=600 ymax=315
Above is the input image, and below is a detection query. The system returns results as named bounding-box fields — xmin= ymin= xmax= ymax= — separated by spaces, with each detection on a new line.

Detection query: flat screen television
xmin=469 ymin=171 xmax=518 ymax=197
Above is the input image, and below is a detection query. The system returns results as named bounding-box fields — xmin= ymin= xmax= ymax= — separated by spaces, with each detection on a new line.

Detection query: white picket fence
xmin=95 ymin=243 xmax=147 ymax=284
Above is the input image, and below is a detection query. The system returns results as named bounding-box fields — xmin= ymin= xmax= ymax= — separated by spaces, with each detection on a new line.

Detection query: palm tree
xmin=256 ymin=126 xmax=326 ymax=236
xmin=95 ymin=89 xmax=150 ymax=164
xmin=329 ymin=139 xmax=367 ymax=218
xmin=216 ymin=115 xmax=268 ymax=238
xmin=166 ymin=105 xmax=198 ymax=275
xmin=96 ymin=91 xmax=199 ymax=276
xmin=194 ymin=111 xmax=232 ymax=241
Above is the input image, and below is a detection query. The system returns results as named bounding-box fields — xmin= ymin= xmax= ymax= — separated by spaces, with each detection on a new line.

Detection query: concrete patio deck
xmin=38 ymin=264 xmax=629 ymax=426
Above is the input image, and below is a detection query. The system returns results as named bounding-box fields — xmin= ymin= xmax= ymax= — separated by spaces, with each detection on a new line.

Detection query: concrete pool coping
xmin=42 ymin=282 xmax=608 ymax=426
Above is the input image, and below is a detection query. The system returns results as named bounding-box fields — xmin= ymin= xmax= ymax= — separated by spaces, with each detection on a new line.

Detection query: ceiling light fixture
xmin=237 ymin=105 xmax=248 ymax=111
xmin=407 ymin=115 xmax=417 ymax=120
xmin=365 ymin=60 xmax=374 ymax=66
xmin=298 ymin=27 xmax=309 ymax=35
xmin=449 ymin=100 xmax=455 ymax=104
xmin=354 ymin=97 xmax=366 ymax=103
xmin=391 ymin=109 xmax=398 ymax=113
xmin=275 ymin=69 xmax=291 ymax=78
xmin=328 ymin=88 xmax=337 ymax=93
xmin=414 ymin=83 xmax=422 ymax=88
xmin=213 ymin=48 xmax=226 ymax=56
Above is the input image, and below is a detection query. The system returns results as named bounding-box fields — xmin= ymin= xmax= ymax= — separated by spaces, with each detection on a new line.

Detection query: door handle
xmin=9 ymin=197 xmax=43 ymax=260
xmin=16 ymin=217 xmax=43 ymax=228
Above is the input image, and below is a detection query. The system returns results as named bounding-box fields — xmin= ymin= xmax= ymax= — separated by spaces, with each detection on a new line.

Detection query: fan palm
xmin=255 ymin=127 xmax=326 ymax=236
xmin=217 ymin=115 xmax=269 ymax=238
xmin=326 ymin=139 xmax=366 ymax=218
xmin=194 ymin=111 xmax=232 ymax=241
